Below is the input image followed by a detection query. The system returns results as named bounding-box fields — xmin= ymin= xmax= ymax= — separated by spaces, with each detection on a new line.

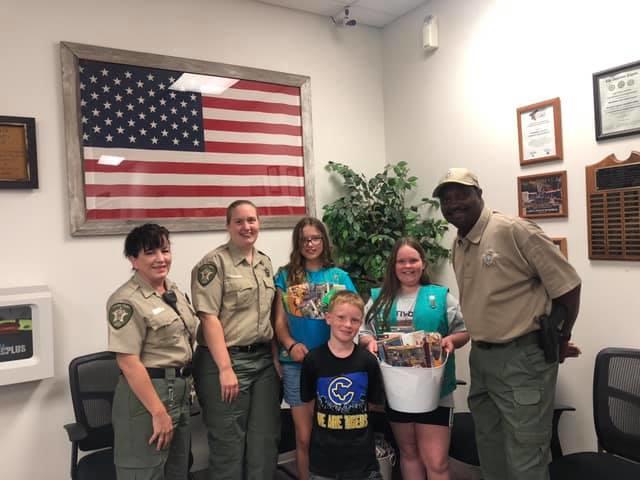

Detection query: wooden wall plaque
xmin=586 ymin=152 xmax=640 ymax=260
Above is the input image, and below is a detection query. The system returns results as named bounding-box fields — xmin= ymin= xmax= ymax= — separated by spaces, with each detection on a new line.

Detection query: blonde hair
xmin=328 ymin=290 xmax=365 ymax=315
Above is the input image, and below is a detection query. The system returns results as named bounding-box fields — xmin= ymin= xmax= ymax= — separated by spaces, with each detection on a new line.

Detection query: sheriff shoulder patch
xmin=109 ymin=302 xmax=133 ymax=329
xmin=198 ymin=263 xmax=217 ymax=286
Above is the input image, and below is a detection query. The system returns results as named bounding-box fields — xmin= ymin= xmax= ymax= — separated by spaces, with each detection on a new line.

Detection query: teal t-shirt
xmin=274 ymin=266 xmax=356 ymax=362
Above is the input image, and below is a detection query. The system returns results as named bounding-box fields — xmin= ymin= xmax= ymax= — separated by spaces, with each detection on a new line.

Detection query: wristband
xmin=287 ymin=342 xmax=299 ymax=354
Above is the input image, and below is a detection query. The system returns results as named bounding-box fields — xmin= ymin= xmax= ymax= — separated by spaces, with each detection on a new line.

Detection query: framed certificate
xmin=517 ymin=170 xmax=568 ymax=219
xmin=0 ymin=116 xmax=38 ymax=189
xmin=516 ymin=98 xmax=563 ymax=165
xmin=593 ymin=60 xmax=640 ymax=141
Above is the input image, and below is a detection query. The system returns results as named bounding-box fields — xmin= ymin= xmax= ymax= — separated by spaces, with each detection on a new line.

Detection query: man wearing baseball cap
xmin=433 ymin=168 xmax=581 ymax=480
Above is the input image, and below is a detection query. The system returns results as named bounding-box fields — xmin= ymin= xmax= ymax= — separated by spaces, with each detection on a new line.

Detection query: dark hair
xmin=226 ymin=199 xmax=258 ymax=225
xmin=286 ymin=217 xmax=335 ymax=284
xmin=124 ymin=224 xmax=170 ymax=258
xmin=364 ymin=237 xmax=430 ymax=327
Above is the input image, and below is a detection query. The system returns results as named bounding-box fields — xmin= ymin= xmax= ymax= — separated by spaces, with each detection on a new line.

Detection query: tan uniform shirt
xmin=107 ymin=272 xmax=199 ymax=368
xmin=452 ymin=207 xmax=581 ymax=342
xmin=191 ymin=242 xmax=275 ymax=347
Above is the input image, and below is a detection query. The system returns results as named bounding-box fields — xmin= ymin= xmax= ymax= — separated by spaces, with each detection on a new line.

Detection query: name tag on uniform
xmin=152 ymin=307 xmax=165 ymax=315
xmin=226 ymin=274 xmax=243 ymax=279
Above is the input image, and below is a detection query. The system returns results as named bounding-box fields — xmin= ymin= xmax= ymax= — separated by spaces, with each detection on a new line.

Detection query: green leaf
xmin=322 ymin=161 xmax=450 ymax=286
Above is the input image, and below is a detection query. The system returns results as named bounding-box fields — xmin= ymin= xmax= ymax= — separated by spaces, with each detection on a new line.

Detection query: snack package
xmin=422 ymin=332 xmax=443 ymax=367
xmin=385 ymin=344 xmax=427 ymax=367
xmin=402 ymin=330 xmax=425 ymax=346
xmin=377 ymin=331 xmax=444 ymax=368
xmin=377 ymin=333 xmax=403 ymax=362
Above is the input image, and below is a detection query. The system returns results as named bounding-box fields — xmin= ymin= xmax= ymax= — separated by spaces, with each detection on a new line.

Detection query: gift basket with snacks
xmin=377 ymin=331 xmax=447 ymax=413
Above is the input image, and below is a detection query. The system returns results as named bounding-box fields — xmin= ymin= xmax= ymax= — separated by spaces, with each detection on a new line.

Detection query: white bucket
xmin=380 ymin=354 xmax=447 ymax=413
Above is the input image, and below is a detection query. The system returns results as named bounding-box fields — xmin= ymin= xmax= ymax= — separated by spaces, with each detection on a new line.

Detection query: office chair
xmin=549 ymin=347 xmax=640 ymax=479
xmin=64 ymin=351 xmax=120 ymax=480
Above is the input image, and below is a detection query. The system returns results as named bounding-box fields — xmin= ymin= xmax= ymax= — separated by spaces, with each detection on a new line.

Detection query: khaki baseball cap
xmin=432 ymin=168 xmax=480 ymax=197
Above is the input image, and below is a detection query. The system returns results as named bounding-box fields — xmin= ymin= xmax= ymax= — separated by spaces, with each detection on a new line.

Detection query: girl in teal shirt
xmin=274 ymin=217 xmax=356 ymax=480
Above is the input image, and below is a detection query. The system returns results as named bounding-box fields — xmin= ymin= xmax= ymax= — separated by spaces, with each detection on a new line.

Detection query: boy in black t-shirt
xmin=300 ymin=291 xmax=385 ymax=480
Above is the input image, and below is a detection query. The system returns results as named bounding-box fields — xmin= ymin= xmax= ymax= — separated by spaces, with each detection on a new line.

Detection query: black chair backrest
xmin=68 ymin=351 xmax=121 ymax=452
xmin=593 ymin=347 xmax=640 ymax=462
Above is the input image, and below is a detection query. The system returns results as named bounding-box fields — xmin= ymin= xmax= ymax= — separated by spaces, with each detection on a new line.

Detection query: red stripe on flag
xmin=84 ymin=159 xmax=304 ymax=176
xmin=205 ymin=141 xmax=303 ymax=156
xmin=203 ymin=118 xmax=301 ymax=136
xmin=85 ymin=184 xmax=305 ymax=197
xmin=231 ymin=80 xmax=300 ymax=96
xmin=86 ymin=206 xmax=307 ymax=220
xmin=202 ymin=97 xmax=301 ymax=116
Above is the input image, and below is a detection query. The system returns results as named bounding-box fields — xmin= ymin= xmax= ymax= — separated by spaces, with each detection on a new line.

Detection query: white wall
xmin=383 ymin=0 xmax=640 ymax=454
xmin=4 ymin=0 xmax=638 ymax=475
xmin=0 ymin=0 xmax=386 ymax=477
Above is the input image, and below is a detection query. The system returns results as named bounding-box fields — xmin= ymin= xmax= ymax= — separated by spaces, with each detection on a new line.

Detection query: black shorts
xmin=386 ymin=405 xmax=453 ymax=426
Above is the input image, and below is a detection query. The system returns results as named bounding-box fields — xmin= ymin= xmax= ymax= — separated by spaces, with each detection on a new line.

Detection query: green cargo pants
xmin=193 ymin=346 xmax=281 ymax=480
xmin=112 ymin=371 xmax=191 ymax=480
xmin=468 ymin=334 xmax=558 ymax=480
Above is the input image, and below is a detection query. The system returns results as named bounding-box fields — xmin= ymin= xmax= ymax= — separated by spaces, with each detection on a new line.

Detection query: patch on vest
xmin=109 ymin=303 xmax=133 ymax=329
xmin=198 ymin=263 xmax=217 ymax=286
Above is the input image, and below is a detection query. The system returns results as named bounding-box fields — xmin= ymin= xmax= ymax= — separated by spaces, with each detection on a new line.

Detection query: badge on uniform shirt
xmin=109 ymin=303 xmax=133 ymax=329
xmin=197 ymin=263 xmax=217 ymax=286
xmin=482 ymin=249 xmax=497 ymax=266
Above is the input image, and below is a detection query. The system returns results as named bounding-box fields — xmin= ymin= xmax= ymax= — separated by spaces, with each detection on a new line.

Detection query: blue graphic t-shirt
xmin=301 ymin=344 xmax=384 ymax=478
xmin=274 ymin=267 xmax=356 ymax=362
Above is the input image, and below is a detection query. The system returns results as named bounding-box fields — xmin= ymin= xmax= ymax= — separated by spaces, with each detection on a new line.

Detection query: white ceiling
xmin=255 ymin=0 xmax=427 ymax=28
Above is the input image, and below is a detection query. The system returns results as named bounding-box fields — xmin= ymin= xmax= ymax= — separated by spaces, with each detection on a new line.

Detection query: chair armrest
xmin=551 ymin=404 xmax=576 ymax=460
xmin=553 ymin=404 xmax=576 ymax=414
xmin=63 ymin=422 xmax=88 ymax=442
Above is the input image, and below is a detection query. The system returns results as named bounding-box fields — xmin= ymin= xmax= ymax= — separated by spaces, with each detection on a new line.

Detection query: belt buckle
xmin=179 ymin=365 xmax=193 ymax=377
xmin=246 ymin=344 xmax=256 ymax=353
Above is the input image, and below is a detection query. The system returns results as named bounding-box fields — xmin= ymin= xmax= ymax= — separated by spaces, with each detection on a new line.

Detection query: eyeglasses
xmin=301 ymin=235 xmax=323 ymax=245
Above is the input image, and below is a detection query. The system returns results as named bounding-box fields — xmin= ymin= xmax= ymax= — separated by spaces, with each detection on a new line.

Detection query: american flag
xmin=79 ymin=59 xmax=306 ymax=220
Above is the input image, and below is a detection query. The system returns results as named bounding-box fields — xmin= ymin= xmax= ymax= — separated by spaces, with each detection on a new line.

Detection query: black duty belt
xmin=146 ymin=365 xmax=193 ymax=379
xmin=228 ymin=342 xmax=270 ymax=353
xmin=473 ymin=330 xmax=539 ymax=350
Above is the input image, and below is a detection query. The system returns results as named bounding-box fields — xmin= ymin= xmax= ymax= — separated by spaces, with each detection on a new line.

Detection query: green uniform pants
xmin=112 ymin=373 xmax=191 ymax=480
xmin=193 ymin=346 xmax=281 ymax=480
xmin=468 ymin=334 xmax=558 ymax=480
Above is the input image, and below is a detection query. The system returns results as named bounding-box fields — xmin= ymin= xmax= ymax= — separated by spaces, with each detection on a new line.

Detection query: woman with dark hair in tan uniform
xmin=107 ymin=223 xmax=198 ymax=480
xmin=191 ymin=200 xmax=280 ymax=480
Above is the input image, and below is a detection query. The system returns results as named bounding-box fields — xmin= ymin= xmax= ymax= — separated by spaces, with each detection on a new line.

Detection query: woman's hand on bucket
xmin=441 ymin=335 xmax=455 ymax=354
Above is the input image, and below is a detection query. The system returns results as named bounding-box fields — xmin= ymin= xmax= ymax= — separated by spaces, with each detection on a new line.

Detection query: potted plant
xmin=322 ymin=161 xmax=450 ymax=295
